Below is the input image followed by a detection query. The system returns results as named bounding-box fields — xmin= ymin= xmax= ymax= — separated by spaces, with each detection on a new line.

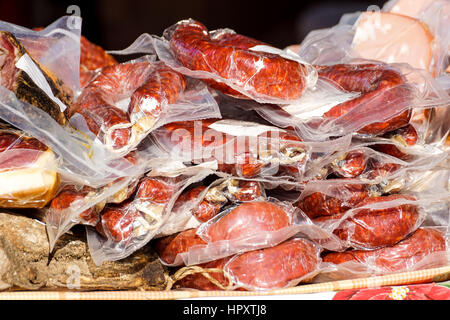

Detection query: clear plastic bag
xmin=253 ymin=62 xmax=449 ymax=141
xmin=155 ymin=177 xmax=265 ymax=238
xmin=43 ymin=141 xmax=178 ymax=249
xmin=297 ymin=0 xmax=450 ymax=77
xmin=310 ymin=140 xmax=448 ymax=183
xmin=1 ymin=15 xmax=82 ymax=96
xmin=0 ymin=34 xmax=219 ymax=189
xmin=316 ymin=227 xmax=449 ymax=282
xmin=0 ymin=17 xmax=152 ymax=188
xmin=45 ymin=166 xmax=141 ymax=250
xmin=150 ymin=19 xmax=320 ymax=105
xmin=68 ymin=53 xmax=221 ymax=157
xmin=310 ymin=194 xmax=426 ymax=250
xmin=169 ymin=237 xmax=322 ymax=291
xmin=155 ymin=197 xmax=315 ymax=267
xmin=116 ymin=26 xmax=359 ymax=115
xmin=79 ymin=34 xmax=118 ymax=88
xmin=382 ymin=0 xmax=450 ymax=77
xmin=151 ymin=118 xmax=353 ymax=189
xmin=296 ymin=184 xmax=449 ymax=252
xmin=86 ymin=161 xmax=217 ymax=265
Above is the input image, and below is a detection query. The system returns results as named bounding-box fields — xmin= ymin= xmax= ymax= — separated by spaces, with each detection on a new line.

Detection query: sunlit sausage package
xmin=149 ymin=19 xmax=324 ymax=106
xmin=296 ymin=0 xmax=450 ymax=77
xmin=150 ymin=117 xmax=354 ymax=190
xmin=67 ymin=54 xmax=222 ymax=158
xmin=169 ymin=237 xmax=323 ymax=291
xmin=0 ymin=125 xmax=60 ymax=209
xmin=153 ymin=189 xmax=320 ymax=267
xmin=86 ymin=160 xmax=218 ymax=265
xmin=315 ymin=227 xmax=450 ymax=282
xmin=44 ymin=152 xmax=143 ymax=250
xmin=294 ymin=174 xmax=449 ymax=252
xmin=307 ymin=138 xmax=448 ymax=183
xmin=155 ymin=176 xmax=266 ymax=238
xmin=275 ymin=1 xmax=450 ymax=142
xmin=246 ymin=62 xmax=449 ymax=142
xmin=44 ymin=139 xmax=180 ymax=249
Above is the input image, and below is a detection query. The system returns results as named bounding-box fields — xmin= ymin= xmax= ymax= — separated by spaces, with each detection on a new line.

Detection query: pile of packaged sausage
xmin=0 ymin=0 xmax=448 ymax=291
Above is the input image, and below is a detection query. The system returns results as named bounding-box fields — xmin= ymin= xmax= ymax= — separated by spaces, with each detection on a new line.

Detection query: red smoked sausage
xmin=155 ymin=228 xmax=207 ymax=265
xmin=69 ymin=61 xmax=185 ymax=150
xmin=156 ymin=119 xmax=305 ymax=178
xmin=314 ymin=194 xmax=420 ymax=249
xmin=203 ymin=201 xmax=292 ymax=242
xmin=96 ymin=176 xmax=178 ymax=242
xmin=48 ymin=185 xmax=101 ymax=226
xmin=316 ymin=63 xmax=413 ymax=135
xmin=128 ymin=63 xmax=186 ymax=126
xmin=323 ymin=228 xmax=447 ymax=273
xmin=155 ymin=200 xmax=293 ymax=265
xmin=79 ymin=35 xmax=118 ymax=87
xmin=371 ymin=124 xmax=419 ymax=160
xmin=169 ymin=19 xmax=312 ymax=101
xmin=176 ymin=238 xmax=321 ymax=290
xmin=297 ymin=183 xmax=372 ymax=219
xmin=330 ymin=150 xmax=368 ymax=178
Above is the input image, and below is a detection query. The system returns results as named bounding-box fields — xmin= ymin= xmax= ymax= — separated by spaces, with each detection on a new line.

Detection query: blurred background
xmin=0 ymin=0 xmax=387 ymax=50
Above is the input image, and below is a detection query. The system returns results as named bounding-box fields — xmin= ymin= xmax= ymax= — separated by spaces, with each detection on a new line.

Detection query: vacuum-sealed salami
xmin=312 ymin=194 xmax=423 ymax=249
xmin=155 ymin=197 xmax=312 ymax=266
xmin=318 ymin=227 xmax=449 ymax=281
xmin=171 ymin=238 xmax=322 ymax=291
xmin=152 ymin=118 xmax=354 ymax=189
xmin=152 ymin=19 xmax=318 ymax=105
xmin=79 ymin=35 xmax=118 ymax=88
xmin=86 ymin=161 xmax=217 ymax=265
xmin=253 ymin=62 xmax=448 ymax=142
xmin=68 ymin=57 xmax=220 ymax=156
xmin=45 ymin=152 xmax=141 ymax=249
xmin=156 ymin=177 xmax=265 ymax=238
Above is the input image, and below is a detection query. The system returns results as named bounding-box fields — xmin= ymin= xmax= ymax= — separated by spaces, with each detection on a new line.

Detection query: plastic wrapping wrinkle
xmin=0 ymin=85 xmax=147 ymax=187
xmin=156 ymin=177 xmax=264 ymax=238
xmin=241 ymin=66 xmax=448 ymax=142
xmin=297 ymin=1 xmax=450 ymax=77
xmin=45 ymin=166 xmax=141 ymax=250
xmin=352 ymin=12 xmax=436 ymax=72
xmin=151 ymin=118 xmax=357 ymax=188
xmin=0 ymin=9 xmax=445 ymax=291
xmin=79 ymin=34 xmax=118 ymax=88
xmin=0 ymin=18 xmax=154 ymax=188
xmin=309 ymin=192 xmax=449 ymax=252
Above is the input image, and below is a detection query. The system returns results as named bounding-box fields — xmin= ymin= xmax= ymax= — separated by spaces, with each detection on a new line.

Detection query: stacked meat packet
xmin=0 ymin=0 xmax=448 ymax=292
